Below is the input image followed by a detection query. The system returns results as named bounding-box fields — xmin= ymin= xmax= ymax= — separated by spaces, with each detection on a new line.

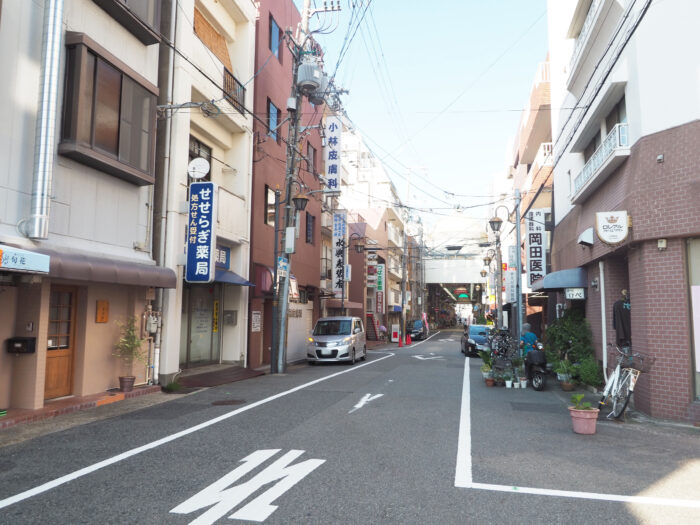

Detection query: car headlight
xmin=468 ymin=339 xmax=475 ymax=345
xmin=343 ymin=337 xmax=352 ymax=343
xmin=308 ymin=337 xmax=315 ymax=343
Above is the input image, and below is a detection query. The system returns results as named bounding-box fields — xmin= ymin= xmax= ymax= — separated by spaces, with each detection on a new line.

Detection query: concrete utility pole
xmin=496 ymin=235 xmax=503 ymax=330
xmin=514 ymin=189 xmax=523 ymax=353
xmin=401 ymin=222 xmax=407 ymax=343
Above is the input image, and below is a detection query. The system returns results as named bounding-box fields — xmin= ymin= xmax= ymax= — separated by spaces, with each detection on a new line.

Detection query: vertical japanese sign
xmin=332 ymin=211 xmax=347 ymax=298
xmin=525 ymin=208 xmax=548 ymax=289
xmin=366 ymin=251 xmax=378 ymax=288
xmin=324 ymin=116 xmax=342 ymax=191
xmin=186 ymin=182 xmax=217 ymax=283
xmin=376 ymin=264 xmax=385 ymax=314
xmin=505 ymin=268 xmax=517 ymax=304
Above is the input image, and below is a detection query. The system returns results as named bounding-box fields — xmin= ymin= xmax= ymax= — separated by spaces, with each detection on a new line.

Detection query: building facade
xmin=0 ymin=0 xmax=176 ymax=410
xmin=546 ymin=0 xmax=700 ymax=422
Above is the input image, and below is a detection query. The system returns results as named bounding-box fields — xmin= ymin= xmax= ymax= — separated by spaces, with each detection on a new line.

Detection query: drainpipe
xmin=152 ymin=0 xmax=177 ymax=384
xmin=23 ymin=0 xmax=64 ymax=239
xmin=599 ymin=260 xmax=608 ymax=381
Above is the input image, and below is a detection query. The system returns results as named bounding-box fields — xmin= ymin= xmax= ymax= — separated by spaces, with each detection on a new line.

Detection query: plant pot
xmin=505 ymin=380 xmax=513 ymax=388
xmin=569 ymin=407 xmax=600 ymax=434
xmin=520 ymin=378 xmax=527 ymax=388
xmin=560 ymin=380 xmax=575 ymax=391
xmin=119 ymin=376 xmax=136 ymax=392
xmin=485 ymin=377 xmax=495 ymax=387
xmin=513 ymin=381 xmax=520 ymax=389
xmin=557 ymin=373 xmax=571 ymax=382
xmin=481 ymin=370 xmax=492 ymax=379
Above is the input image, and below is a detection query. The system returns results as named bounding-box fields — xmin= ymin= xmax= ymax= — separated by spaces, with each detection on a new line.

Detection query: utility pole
xmin=496 ymin=234 xmax=503 ymax=330
xmin=401 ymin=222 xmax=407 ymax=344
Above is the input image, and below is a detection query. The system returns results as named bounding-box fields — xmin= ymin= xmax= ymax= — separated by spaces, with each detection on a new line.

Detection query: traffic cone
xmin=398 ymin=333 xmax=403 ymax=347
xmin=406 ymin=333 xmax=412 ymax=345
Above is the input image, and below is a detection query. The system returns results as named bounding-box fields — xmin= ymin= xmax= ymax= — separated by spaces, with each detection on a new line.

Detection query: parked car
xmin=408 ymin=319 xmax=429 ymax=341
xmin=461 ymin=324 xmax=491 ymax=356
xmin=307 ymin=316 xmax=367 ymax=365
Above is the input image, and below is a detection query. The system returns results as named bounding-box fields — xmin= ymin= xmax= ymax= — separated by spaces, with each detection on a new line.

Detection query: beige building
xmin=0 ymin=0 xmax=175 ymax=411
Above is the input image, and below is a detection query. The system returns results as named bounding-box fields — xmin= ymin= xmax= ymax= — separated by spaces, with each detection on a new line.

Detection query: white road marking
xmin=0 ymin=353 xmax=396 ymax=511
xmin=348 ymin=393 xmax=384 ymax=413
xmin=413 ymin=355 xmax=443 ymax=361
xmin=407 ymin=331 xmax=441 ymax=347
xmin=454 ymin=358 xmax=700 ymax=508
xmin=171 ymin=449 xmax=325 ymax=524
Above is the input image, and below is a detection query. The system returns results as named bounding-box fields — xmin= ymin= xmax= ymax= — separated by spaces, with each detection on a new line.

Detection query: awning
xmin=37 ymin=248 xmax=177 ymax=288
xmin=214 ymin=268 xmax=255 ymax=286
xmin=326 ymin=299 xmax=363 ymax=309
xmin=531 ymin=267 xmax=587 ymax=291
xmin=254 ymin=264 xmax=274 ymax=293
xmin=0 ymin=244 xmax=50 ymax=274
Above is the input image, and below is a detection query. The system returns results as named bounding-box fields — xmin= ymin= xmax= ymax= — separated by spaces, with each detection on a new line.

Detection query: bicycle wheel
xmin=611 ymin=370 xmax=633 ymax=418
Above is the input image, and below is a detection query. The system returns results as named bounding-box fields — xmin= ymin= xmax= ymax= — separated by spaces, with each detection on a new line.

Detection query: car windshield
xmin=313 ymin=320 xmax=351 ymax=336
xmin=412 ymin=320 xmax=423 ymax=329
xmin=469 ymin=326 xmax=488 ymax=337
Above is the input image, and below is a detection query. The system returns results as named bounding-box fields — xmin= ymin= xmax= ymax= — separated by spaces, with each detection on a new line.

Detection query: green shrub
xmin=544 ymin=310 xmax=594 ymax=364
xmin=576 ymin=356 xmax=604 ymax=387
xmin=478 ymin=350 xmax=491 ymax=368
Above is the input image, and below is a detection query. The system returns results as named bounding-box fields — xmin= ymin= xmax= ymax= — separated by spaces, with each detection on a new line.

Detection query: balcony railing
xmin=569 ymin=0 xmax=602 ymax=76
xmin=574 ymin=123 xmax=629 ymax=194
xmin=223 ymin=68 xmax=245 ymax=115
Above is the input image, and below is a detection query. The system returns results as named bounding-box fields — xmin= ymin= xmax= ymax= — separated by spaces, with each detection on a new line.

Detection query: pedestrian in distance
xmin=520 ymin=323 xmax=538 ymax=355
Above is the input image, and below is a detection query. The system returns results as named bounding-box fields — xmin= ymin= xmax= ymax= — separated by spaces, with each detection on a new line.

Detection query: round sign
xmin=187 ymin=157 xmax=210 ymax=179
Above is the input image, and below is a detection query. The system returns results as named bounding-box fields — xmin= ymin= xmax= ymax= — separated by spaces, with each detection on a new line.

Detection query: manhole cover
xmin=211 ymin=399 xmax=246 ymax=406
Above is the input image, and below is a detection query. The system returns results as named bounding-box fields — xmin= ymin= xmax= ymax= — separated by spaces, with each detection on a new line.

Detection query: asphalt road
xmin=0 ymin=330 xmax=699 ymax=524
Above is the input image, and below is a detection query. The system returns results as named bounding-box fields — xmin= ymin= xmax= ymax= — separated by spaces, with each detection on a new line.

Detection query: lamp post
xmin=488 ymin=189 xmax=523 ymax=348
xmin=340 ymin=232 xmax=364 ymax=313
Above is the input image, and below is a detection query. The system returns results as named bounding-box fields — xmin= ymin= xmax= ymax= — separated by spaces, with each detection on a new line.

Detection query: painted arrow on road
xmin=413 ymin=355 xmax=444 ymax=360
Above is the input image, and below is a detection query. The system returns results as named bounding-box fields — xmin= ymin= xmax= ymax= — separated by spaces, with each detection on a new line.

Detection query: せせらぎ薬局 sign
xmin=596 ymin=211 xmax=629 ymax=245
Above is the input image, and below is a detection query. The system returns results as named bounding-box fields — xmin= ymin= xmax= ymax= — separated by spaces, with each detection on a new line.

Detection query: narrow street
xmin=1 ymin=331 xmax=698 ymax=524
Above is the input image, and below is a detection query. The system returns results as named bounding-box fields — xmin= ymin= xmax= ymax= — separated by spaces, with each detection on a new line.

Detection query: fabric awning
xmin=214 ymin=268 xmax=255 ymax=286
xmin=37 ymin=248 xmax=177 ymax=288
xmin=254 ymin=264 xmax=274 ymax=293
xmin=531 ymin=267 xmax=587 ymax=291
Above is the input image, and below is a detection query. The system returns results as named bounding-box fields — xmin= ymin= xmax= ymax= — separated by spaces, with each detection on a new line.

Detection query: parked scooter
xmin=524 ymin=341 xmax=547 ymax=391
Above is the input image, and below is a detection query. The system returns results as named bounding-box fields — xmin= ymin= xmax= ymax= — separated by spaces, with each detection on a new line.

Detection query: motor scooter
xmin=524 ymin=341 xmax=547 ymax=391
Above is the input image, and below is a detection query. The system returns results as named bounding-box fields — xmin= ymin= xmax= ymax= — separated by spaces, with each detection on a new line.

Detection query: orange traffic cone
xmin=406 ymin=333 xmax=412 ymax=345
xmin=398 ymin=332 xmax=403 ymax=347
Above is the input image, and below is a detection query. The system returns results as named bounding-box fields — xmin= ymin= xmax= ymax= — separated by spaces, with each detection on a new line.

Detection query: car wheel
xmin=361 ymin=345 xmax=367 ymax=361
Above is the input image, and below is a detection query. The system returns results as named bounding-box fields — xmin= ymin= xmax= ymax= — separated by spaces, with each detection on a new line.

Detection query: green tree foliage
xmin=544 ymin=309 xmax=594 ymax=364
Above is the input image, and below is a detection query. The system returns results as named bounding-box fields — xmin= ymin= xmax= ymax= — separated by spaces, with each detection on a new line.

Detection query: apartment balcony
xmin=518 ymin=62 xmax=551 ymax=165
xmin=320 ymin=257 xmax=332 ymax=289
xmin=387 ymin=262 xmax=402 ymax=280
xmin=567 ymin=0 xmax=616 ymax=89
xmin=387 ymin=223 xmax=402 ymax=247
xmin=217 ymin=186 xmax=248 ymax=243
xmin=523 ymin=143 xmax=553 ymax=194
xmin=321 ymin=212 xmax=333 ymax=236
xmin=223 ymin=68 xmax=245 ymax=115
xmin=571 ymin=123 xmax=629 ymax=204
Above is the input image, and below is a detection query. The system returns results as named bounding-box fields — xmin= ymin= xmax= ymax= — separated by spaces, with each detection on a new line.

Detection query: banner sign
xmin=505 ymin=268 xmax=517 ymax=304
xmin=525 ymin=208 xmax=548 ymax=288
xmin=186 ymin=182 xmax=217 ymax=283
xmin=366 ymin=251 xmax=378 ymax=288
xmin=324 ymin=116 xmax=342 ymax=191
xmin=376 ymin=264 xmax=385 ymax=314
xmin=215 ymin=245 xmax=230 ymax=269
xmin=596 ymin=211 xmax=629 ymax=245
xmin=332 ymin=211 xmax=347 ymax=298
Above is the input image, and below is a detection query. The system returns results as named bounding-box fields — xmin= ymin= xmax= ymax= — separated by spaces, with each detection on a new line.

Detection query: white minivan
xmin=307 ymin=316 xmax=367 ymax=365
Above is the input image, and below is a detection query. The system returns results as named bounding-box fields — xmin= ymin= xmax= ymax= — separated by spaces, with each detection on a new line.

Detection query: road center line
xmin=408 ymin=330 xmax=440 ymax=347
xmin=0 ymin=353 xmax=396 ymax=511
xmin=454 ymin=358 xmax=700 ymax=508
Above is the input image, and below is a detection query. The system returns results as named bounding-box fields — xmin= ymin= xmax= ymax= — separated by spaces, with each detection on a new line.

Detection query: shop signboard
xmin=186 ymin=181 xmax=217 ymax=283
xmin=565 ymin=287 xmax=586 ymax=300
xmin=596 ymin=211 xmax=629 ymax=245
xmin=324 ymin=116 xmax=342 ymax=192
xmin=505 ymin=268 xmax=517 ymax=303
xmin=332 ymin=211 xmax=347 ymax=298
xmin=525 ymin=208 xmax=548 ymax=288
xmin=376 ymin=264 xmax=385 ymax=314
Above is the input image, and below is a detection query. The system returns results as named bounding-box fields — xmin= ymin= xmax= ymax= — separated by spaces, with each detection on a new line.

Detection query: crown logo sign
xmin=607 ymin=215 xmax=619 ymax=223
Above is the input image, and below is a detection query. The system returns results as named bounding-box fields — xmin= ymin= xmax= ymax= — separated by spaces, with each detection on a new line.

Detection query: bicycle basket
xmin=626 ymin=353 xmax=655 ymax=373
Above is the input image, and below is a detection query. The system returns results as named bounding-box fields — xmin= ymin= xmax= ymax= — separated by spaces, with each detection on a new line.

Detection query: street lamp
xmin=487 ymin=190 xmax=523 ymax=350
xmin=339 ymin=232 xmax=365 ymax=312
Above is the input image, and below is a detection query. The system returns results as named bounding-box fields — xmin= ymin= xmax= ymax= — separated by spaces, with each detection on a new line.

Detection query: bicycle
xmin=597 ymin=344 xmax=655 ymax=419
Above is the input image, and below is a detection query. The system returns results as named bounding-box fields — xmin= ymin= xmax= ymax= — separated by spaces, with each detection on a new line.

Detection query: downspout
xmin=23 ymin=0 xmax=64 ymax=239
xmin=599 ymin=260 xmax=608 ymax=381
xmin=152 ymin=0 xmax=177 ymax=385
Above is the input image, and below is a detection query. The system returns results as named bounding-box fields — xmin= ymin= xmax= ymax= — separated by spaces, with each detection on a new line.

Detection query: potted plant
xmin=480 ymin=362 xmax=493 ymax=380
xmin=504 ymin=373 xmax=513 ymax=388
xmin=113 ymin=316 xmax=146 ymax=392
xmin=493 ymin=371 xmax=504 ymax=386
xmin=568 ymin=393 xmax=600 ymax=434
xmin=554 ymin=360 xmax=576 ymax=391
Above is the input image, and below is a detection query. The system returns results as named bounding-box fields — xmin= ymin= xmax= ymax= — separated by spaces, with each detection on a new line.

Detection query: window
xmin=60 ymin=33 xmax=157 ymax=185
xmin=306 ymin=212 xmax=315 ymax=244
xmin=93 ymin=0 xmax=161 ymax=45
xmin=269 ymin=16 xmax=281 ymax=59
xmin=583 ymin=132 xmax=601 ymax=163
xmin=307 ymin=142 xmax=316 ymax=174
xmin=189 ymin=136 xmax=212 ymax=182
xmin=267 ymin=99 xmax=280 ymax=142
xmin=605 ymin=97 xmax=627 ymax=134
xmin=265 ymin=186 xmax=276 ymax=225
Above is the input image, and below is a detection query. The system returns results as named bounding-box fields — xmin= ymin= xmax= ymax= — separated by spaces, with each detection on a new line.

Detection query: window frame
xmin=267 ymin=98 xmax=280 ymax=142
xmin=305 ymin=212 xmax=315 ymax=244
xmin=93 ymin=0 xmax=161 ymax=45
xmin=265 ymin=186 xmax=277 ymax=226
xmin=269 ymin=15 xmax=282 ymax=60
xmin=189 ymin=136 xmax=213 ymax=182
xmin=307 ymin=142 xmax=316 ymax=174
xmin=59 ymin=32 xmax=158 ymax=186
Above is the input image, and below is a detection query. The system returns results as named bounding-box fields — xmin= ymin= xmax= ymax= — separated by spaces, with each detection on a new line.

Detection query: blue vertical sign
xmin=186 ymin=182 xmax=217 ymax=283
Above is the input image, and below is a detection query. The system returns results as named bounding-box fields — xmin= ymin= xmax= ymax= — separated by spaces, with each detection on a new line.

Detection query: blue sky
xmin=302 ymin=0 xmax=549 ymax=223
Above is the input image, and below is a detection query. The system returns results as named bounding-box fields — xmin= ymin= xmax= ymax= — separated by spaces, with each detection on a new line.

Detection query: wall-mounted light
xmin=656 ymin=154 xmax=664 ymax=163
xmin=590 ymin=278 xmax=599 ymax=290
xmin=657 ymin=238 xmax=667 ymax=251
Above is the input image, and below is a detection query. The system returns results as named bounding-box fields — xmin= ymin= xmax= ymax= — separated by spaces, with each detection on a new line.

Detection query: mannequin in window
xmin=612 ymin=289 xmax=631 ymax=347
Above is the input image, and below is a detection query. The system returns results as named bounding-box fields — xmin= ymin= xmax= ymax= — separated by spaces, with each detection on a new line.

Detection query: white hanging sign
xmin=324 ymin=116 xmax=342 ymax=191
xmin=596 ymin=211 xmax=629 ymax=245
xmin=525 ymin=208 xmax=548 ymax=289
xmin=332 ymin=211 xmax=347 ymax=298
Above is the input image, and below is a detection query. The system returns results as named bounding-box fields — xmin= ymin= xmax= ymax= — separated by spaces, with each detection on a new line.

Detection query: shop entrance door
xmin=181 ymin=284 xmax=221 ymax=368
xmin=45 ymin=286 xmax=76 ymax=399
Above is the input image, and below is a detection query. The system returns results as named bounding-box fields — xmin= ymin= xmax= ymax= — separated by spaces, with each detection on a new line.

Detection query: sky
xmin=298 ymin=0 xmax=549 ymax=230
